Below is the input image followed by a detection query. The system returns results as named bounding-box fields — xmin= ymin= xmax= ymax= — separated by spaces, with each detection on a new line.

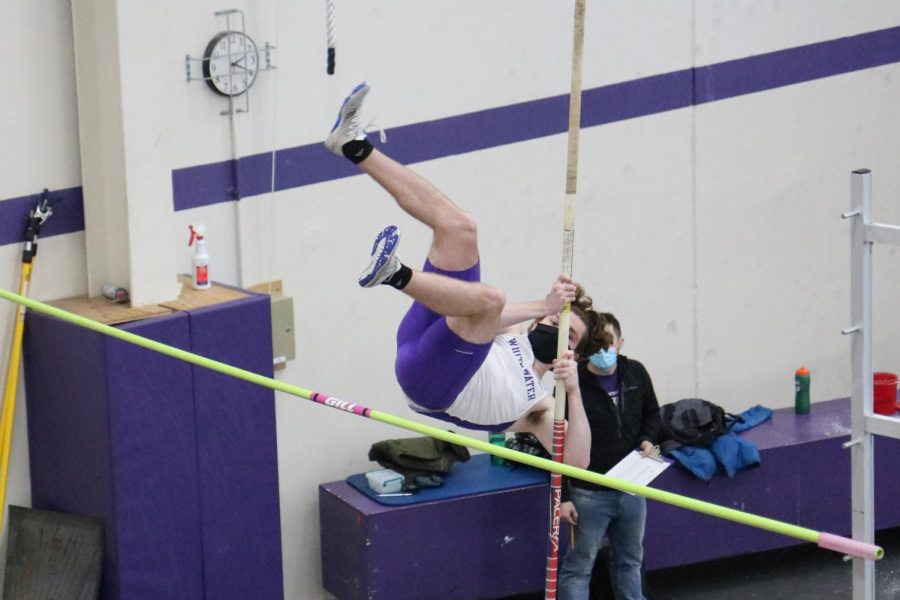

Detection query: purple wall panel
xmin=186 ymin=294 xmax=284 ymax=600
xmin=23 ymin=294 xmax=283 ymax=599
xmin=105 ymin=317 xmax=204 ymax=598
xmin=320 ymin=480 xmax=554 ymax=600
xmin=23 ymin=313 xmax=121 ymax=599
xmin=23 ymin=311 xmax=203 ymax=600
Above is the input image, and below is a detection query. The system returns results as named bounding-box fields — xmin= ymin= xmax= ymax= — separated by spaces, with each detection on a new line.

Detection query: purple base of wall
xmin=320 ymin=398 xmax=900 ymax=599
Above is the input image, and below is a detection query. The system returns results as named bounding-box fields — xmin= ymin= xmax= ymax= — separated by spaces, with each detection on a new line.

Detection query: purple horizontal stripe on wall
xmin=171 ymin=152 xmax=275 ymax=211
xmin=582 ymin=69 xmax=694 ymax=126
xmin=171 ymin=25 xmax=900 ymax=211
xmin=274 ymin=95 xmax=570 ymax=192
xmin=4 ymin=25 xmax=900 ymax=236
xmin=695 ymin=25 xmax=900 ymax=103
xmin=0 ymin=187 xmax=85 ymax=247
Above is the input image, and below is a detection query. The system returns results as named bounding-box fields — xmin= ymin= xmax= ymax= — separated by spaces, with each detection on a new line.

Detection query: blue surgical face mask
xmin=589 ymin=347 xmax=617 ymax=371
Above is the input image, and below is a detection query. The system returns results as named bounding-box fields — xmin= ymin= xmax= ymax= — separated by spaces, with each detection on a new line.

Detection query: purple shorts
xmin=395 ymin=260 xmax=492 ymax=411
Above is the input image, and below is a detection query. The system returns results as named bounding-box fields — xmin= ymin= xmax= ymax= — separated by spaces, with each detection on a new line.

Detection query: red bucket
xmin=874 ymin=372 xmax=898 ymax=415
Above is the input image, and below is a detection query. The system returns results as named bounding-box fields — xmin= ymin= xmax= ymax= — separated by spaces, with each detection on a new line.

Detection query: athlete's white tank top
xmin=437 ymin=332 xmax=548 ymax=427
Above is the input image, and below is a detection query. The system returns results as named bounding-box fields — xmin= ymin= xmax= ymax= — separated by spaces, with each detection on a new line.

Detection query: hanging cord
xmin=326 ymin=0 xmax=336 ymax=74
xmin=228 ymin=91 xmax=245 ymax=287
xmin=259 ymin=2 xmax=282 ymax=297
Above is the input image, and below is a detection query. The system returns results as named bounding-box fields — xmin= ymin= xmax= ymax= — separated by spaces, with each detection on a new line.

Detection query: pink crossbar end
xmin=818 ymin=532 xmax=884 ymax=560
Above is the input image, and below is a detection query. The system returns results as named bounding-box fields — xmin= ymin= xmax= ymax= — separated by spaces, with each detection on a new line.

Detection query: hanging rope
xmin=326 ymin=0 xmax=336 ymax=74
xmin=545 ymin=1 xmax=586 ymax=598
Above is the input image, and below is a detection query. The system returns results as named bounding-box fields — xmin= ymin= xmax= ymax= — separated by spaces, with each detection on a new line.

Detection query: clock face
xmin=202 ymin=31 xmax=259 ymax=97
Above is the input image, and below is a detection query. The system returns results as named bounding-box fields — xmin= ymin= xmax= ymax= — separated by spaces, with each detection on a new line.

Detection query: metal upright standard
xmin=842 ymin=169 xmax=900 ymax=600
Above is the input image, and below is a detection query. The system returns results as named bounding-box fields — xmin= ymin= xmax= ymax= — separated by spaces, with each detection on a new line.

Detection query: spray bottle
xmin=188 ymin=224 xmax=210 ymax=290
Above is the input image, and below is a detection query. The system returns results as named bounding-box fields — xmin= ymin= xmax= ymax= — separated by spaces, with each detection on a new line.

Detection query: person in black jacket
xmin=558 ymin=312 xmax=662 ymax=600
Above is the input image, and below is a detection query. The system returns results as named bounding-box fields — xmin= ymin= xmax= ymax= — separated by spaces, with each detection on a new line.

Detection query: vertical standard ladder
xmin=845 ymin=169 xmax=900 ymax=600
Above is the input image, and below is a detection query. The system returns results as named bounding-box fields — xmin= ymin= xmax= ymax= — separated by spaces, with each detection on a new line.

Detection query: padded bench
xmin=645 ymin=397 xmax=900 ymax=569
xmin=319 ymin=398 xmax=900 ymax=599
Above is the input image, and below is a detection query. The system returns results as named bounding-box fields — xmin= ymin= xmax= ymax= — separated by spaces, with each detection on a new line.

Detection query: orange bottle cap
xmin=796 ymin=367 xmax=810 ymax=376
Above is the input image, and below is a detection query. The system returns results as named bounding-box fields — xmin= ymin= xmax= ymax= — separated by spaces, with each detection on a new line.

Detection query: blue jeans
xmin=558 ymin=487 xmax=646 ymax=600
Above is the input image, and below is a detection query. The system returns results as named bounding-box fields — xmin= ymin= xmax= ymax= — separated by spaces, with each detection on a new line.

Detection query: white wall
xmin=2 ymin=1 xmax=900 ymax=598
xmin=1 ymin=1 xmax=85 ymax=588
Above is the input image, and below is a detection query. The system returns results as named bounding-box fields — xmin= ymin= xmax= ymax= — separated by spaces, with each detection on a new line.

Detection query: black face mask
xmin=528 ymin=323 xmax=560 ymax=365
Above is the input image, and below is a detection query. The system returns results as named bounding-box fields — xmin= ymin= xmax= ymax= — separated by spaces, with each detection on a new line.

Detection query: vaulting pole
xmin=0 ymin=288 xmax=884 ymax=563
xmin=546 ymin=1 xmax=586 ymax=597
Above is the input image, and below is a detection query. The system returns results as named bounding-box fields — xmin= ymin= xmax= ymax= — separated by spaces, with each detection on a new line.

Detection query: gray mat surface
xmin=3 ymin=505 xmax=103 ymax=600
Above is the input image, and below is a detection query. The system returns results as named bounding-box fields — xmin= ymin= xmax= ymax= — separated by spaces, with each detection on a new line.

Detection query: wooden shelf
xmin=159 ymin=275 xmax=249 ymax=311
xmin=47 ymin=276 xmax=250 ymax=325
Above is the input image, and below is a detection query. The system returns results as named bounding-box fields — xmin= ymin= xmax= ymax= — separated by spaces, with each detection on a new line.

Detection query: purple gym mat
xmin=24 ymin=311 xmax=203 ymax=599
xmin=23 ymin=292 xmax=283 ymax=599
xmin=186 ymin=294 xmax=283 ymax=600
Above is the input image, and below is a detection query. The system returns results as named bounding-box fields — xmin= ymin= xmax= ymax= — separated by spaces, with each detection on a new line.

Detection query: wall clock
xmin=202 ymin=31 xmax=259 ymax=97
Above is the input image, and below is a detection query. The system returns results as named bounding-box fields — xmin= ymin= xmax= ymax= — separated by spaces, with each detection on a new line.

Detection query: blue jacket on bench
xmin=669 ymin=405 xmax=773 ymax=481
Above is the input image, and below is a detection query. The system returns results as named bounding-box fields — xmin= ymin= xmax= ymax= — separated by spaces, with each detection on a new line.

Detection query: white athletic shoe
xmin=358 ymin=226 xmax=401 ymax=288
xmin=325 ymin=82 xmax=370 ymax=155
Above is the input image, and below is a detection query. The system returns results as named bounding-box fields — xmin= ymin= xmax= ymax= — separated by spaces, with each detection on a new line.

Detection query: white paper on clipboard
xmin=605 ymin=450 xmax=672 ymax=491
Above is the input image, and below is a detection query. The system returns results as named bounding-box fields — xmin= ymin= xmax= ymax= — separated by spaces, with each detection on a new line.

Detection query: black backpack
xmin=658 ymin=398 xmax=743 ymax=453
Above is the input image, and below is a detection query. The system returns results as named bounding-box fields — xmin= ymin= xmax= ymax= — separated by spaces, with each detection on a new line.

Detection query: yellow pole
xmin=0 ymin=191 xmax=51 ymax=536
xmin=0 ymin=287 xmax=883 ymax=562
xmin=0 ymin=263 xmax=33 ymax=534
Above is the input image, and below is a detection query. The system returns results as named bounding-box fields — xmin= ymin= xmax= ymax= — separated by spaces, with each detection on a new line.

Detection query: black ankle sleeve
xmin=382 ymin=263 xmax=412 ymax=290
xmin=342 ymin=139 xmax=374 ymax=164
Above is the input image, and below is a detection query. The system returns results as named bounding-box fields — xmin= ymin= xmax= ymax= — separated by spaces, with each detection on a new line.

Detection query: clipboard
xmin=605 ymin=448 xmax=672 ymax=491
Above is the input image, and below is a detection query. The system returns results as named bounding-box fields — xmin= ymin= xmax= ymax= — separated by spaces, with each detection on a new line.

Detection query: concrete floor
xmin=505 ymin=526 xmax=900 ymax=600
xmin=646 ymin=526 xmax=900 ymax=600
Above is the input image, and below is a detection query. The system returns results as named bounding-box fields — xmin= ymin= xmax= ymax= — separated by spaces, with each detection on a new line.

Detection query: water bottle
xmin=488 ymin=432 xmax=506 ymax=466
xmin=795 ymin=367 xmax=811 ymax=414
